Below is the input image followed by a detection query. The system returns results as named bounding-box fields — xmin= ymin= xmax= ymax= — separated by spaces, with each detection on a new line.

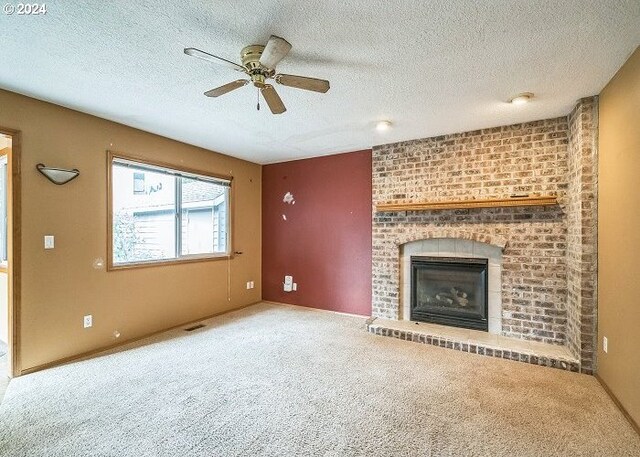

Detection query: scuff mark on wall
xmin=92 ymin=258 xmax=105 ymax=269
xmin=283 ymin=192 xmax=294 ymax=220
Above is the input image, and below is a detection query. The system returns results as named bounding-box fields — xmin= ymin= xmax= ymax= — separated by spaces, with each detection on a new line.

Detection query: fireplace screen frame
xmin=410 ymin=256 xmax=489 ymax=331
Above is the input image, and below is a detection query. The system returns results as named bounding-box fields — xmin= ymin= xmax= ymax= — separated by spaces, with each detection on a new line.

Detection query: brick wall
xmin=566 ymin=97 xmax=599 ymax=373
xmin=372 ymin=117 xmax=572 ymax=345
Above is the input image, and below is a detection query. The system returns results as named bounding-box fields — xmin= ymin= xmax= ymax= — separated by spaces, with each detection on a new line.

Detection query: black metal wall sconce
xmin=36 ymin=163 xmax=80 ymax=185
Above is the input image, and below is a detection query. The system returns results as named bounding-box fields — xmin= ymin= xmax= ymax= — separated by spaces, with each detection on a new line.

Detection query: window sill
xmin=108 ymin=253 xmax=234 ymax=271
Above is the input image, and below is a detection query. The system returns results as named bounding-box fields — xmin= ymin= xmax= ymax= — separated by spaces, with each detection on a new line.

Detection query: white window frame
xmin=107 ymin=152 xmax=233 ymax=270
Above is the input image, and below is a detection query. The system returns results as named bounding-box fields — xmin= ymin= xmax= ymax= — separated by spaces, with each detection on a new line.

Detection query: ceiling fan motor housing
xmin=241 ymin=45 xmax=274 ymax=88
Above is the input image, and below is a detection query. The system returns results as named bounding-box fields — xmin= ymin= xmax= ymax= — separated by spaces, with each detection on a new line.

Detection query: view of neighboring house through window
xmin=111 ymin=156 xmax=230 ymax=266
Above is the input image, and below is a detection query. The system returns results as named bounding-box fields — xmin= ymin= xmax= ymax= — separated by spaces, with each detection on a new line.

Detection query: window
xmin=109 ymin=153 xmax=231 ymax=268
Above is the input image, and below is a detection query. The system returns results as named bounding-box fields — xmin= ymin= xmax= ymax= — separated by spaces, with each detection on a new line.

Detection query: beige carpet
xmin=0 ymin=341 xmax=8 ymax=403
xmin=0 ymin=302 xmax=638 ymax=456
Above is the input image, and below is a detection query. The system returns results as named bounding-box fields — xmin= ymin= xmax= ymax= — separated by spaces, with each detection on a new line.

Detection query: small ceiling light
xmin=510 ymin=92 xmax=534 ymax=105
xmin=376 ymin=120 xmax=392 ymax=132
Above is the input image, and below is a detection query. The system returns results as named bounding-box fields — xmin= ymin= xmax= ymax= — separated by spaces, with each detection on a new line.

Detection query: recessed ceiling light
xmin=510 ymin=92 xmax=534 ymax=105
xmin=376 ymin=120 xmax=392 ymax=131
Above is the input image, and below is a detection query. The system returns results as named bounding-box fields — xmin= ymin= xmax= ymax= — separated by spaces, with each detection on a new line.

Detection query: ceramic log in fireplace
xmin=410 ymin=256 xmax=488 ymax=331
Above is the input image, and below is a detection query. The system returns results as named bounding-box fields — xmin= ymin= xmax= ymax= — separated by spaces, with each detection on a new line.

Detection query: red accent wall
xmin=262 ymin=150 xmax=372 ymax=316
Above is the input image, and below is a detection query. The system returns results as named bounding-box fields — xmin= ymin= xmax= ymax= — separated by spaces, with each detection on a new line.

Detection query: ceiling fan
xmin=184 ymin=35 xmax=330 ymax=115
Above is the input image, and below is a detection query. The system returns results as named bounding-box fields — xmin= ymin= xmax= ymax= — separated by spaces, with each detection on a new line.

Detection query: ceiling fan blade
xmin=275 ymin=74 xmax=330 ymax=93
xmin=204 ymin=80 xmax=249 ymax=97
xmin=261 ymin=85 xmax=286 ymax=114
xmin=184 ymin=47 xmax=246 ymax=72
xmin=259 ymin=35 xmax=292 ymax=70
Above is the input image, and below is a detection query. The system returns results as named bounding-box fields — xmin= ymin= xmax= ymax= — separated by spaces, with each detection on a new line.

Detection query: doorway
xmin=0 ymin=128 xmax=20 ymax=398
xmin=0 ymin=133 xmax=10 ymax=395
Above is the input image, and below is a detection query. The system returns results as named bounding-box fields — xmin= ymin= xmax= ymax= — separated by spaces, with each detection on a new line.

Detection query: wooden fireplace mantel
xmin=375 ymin=195 xmax=558 ymax=212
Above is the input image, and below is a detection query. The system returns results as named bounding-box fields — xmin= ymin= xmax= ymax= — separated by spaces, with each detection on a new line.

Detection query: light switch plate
xmin=284 ymin=275 xmax=293 ymax=292
xmin=44 ymin=235 xmax=55 ymax=249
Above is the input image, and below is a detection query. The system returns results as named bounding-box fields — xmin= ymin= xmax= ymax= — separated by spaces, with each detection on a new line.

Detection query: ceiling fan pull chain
xmin=257 ymin=88 xmax=260 ymax=111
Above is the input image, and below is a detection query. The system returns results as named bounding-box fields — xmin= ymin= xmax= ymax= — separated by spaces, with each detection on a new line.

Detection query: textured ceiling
xmin=1 ymin=1 xmax=638 ymax=164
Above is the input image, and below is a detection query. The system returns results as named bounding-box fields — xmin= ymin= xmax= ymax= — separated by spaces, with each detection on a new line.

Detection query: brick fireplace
xmin=371 ymin=98 xmax=598 ymax=373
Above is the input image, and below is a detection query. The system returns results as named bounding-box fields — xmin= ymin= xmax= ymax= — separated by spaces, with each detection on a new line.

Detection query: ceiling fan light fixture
xmin=510 ymin=92 xmax=534 ymax=105
xmin=376 ymin=120 xmax=393 ymax=132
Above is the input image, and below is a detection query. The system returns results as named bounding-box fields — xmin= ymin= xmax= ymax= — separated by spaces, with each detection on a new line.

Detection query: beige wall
xmin=598 ymin=46 xmax=640 ymax=424
xmin=0 ymin=89 xmax=262 ymax=371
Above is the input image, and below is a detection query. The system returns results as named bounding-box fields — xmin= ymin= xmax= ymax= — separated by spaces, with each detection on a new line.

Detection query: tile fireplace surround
xmin=371 ymin=97 xmax=598 ymax=373
xmin=400 ymin=238 xmax=503 ymax=333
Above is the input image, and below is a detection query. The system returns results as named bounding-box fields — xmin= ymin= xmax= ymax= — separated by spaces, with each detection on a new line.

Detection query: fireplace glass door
xmin=410 ymin=256 xmax=488 ymax=331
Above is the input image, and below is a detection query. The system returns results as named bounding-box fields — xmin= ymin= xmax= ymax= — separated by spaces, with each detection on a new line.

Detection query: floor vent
xmin=184 ymin=323 xmax=206 ymax=332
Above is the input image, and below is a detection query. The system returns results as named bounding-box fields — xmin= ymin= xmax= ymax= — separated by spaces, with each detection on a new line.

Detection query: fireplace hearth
xmin=411 ymin=256 xmax=488 ymax=331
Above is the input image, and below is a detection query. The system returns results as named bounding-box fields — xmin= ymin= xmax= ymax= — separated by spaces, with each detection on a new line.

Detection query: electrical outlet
xmin=250 ymin=281 xmax=254 ymax=289
xmin=83 ymin=314 xmax=92 ymax=328
xmin=292 ymin=282 xmax=297 ymax=291
xmin=246 ymin=281 xmax=251 ymax=290
xmin=603 ymin=336 xmax=608 ymax=353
